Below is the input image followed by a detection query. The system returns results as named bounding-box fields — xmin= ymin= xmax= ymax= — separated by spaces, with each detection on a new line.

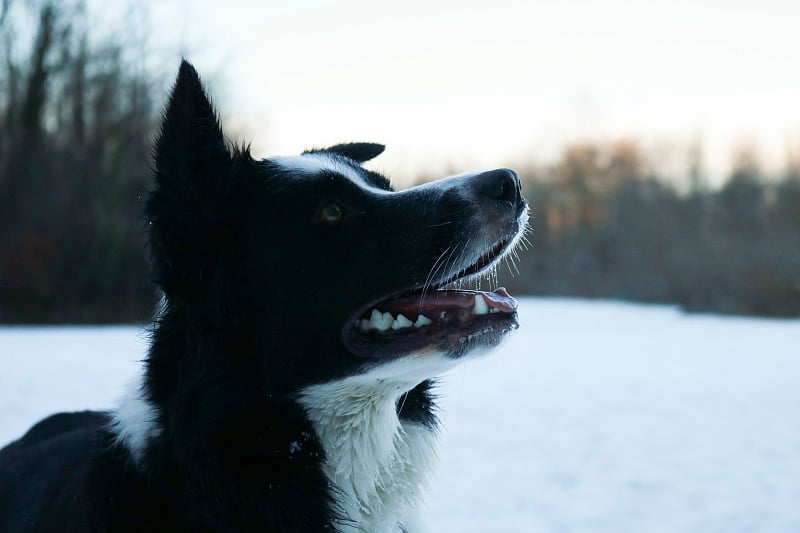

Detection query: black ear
xmin=147 ymin=60 xmax=238 ymax=305
xmin=315 ymin=142 xmax=385 ymax=163
xmin=154 ymin=60 xmax=229 ymax=183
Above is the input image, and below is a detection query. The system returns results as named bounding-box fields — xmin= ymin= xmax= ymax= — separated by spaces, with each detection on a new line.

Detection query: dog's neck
xmin=299 ymin=376 xmax=438 ymax=533
xmin=111 ymin=338 xmax=445 ymax=532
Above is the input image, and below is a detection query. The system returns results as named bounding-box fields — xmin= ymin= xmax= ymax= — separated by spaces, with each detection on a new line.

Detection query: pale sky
xmin=134 ymin=0 xmax=800 ymax=185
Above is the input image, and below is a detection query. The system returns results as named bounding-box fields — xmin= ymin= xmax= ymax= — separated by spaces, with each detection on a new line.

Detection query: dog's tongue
xmin=483 ymin=287 xmax=516 ymax=309
xmin=380 ymin=287 xmax=517 ymax=316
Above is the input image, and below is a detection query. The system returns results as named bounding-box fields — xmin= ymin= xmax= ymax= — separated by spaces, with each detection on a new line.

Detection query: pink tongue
xmin=379 ymin=287 xmax=517 ymax=316
xmin=484 ymin=287 xmax=516 ymax=310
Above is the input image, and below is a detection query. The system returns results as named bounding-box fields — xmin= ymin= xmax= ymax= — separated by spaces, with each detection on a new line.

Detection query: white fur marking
xmin=110 ymin=373 xmax=161 ymax=464
xmin=299 ymin=353 xmax=455 ymax=533
xmin=270 ymin=153 xmax=384 ymax=191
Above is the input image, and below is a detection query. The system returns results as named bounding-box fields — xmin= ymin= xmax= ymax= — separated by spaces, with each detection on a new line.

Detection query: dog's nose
xmin=475 ymin=168 xmax=521 ymax=205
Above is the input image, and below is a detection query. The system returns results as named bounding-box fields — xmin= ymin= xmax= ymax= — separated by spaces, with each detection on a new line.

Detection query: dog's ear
xmin=154 ymin=60 xmax=229 ymax=184
xmin=147 ymin=60 xmax=239 ymax=305
xmin=316 ymin=142 xmax=385 ymax=163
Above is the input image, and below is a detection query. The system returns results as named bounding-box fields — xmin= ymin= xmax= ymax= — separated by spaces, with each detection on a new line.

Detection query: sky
xmin=129 ymin=0 xmax=800 ymax=185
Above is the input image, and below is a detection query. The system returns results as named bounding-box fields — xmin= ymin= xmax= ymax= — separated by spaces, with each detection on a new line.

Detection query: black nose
xmin=475 ymin=168 xmax=521 ymax=204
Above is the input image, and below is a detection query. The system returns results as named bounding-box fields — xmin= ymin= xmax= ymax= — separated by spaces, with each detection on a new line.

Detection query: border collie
xmin=0 ymin=61 xmax=528 ymax=532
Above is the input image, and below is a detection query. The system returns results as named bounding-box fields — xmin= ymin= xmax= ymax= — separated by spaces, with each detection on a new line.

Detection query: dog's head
xmin=147 ymin=61 xmax=528 ymax=389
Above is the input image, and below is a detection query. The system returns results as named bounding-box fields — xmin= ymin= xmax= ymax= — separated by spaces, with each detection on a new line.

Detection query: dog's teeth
xmin=366 ymin=309 xmax=395 ymax=332
xmin=369 ymin=309 xmax=383 ymax=330
xmin=439 ymin=310 xmax=446 ymax=319
xmin=473 ymin=294 xmax=489 ymax=315
xmin=360 ymin=318 xmax=371 ymax=332
xmin=391 ymin=314 xmax=413 ymax=330
xmin=414 ymin=314 xmax=432 ymax=328
xmin=376 ymin=311 xmax=394 ymax=331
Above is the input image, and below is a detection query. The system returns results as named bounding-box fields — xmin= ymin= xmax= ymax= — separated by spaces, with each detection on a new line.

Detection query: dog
xmin=0 ymin=60 xmax=528 ymax=532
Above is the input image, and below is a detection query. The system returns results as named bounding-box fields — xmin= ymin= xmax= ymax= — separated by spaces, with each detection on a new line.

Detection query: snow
xmin=2 ymin=298 xmax=799 ymax=532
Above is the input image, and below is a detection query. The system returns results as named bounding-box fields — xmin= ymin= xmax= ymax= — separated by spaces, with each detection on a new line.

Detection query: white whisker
xmin=419 ymin=246 xmax=452 ymax=309
xmin=425 ymin=220 xmax=454 ymax=228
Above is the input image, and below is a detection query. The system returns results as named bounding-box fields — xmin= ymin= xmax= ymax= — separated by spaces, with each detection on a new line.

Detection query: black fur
xmin=396 ymin=381 xmax=438 ymax=429
xmin=305 ymin=142 xmax=385 ymax=163
xmin=0 ymin=60 xmax=525 ymax=532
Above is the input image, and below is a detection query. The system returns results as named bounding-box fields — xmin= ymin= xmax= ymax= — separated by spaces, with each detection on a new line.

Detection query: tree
xmin=0 ymin=0 xmax=160 ymax=322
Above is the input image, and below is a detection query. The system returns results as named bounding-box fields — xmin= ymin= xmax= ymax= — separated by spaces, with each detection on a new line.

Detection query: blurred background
xmin=0 ymin=0 xmax=798 ymax=321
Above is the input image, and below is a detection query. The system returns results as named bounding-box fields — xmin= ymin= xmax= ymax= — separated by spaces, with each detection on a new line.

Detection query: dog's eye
xmin=319 ymin=202 xmax=344 ymax=223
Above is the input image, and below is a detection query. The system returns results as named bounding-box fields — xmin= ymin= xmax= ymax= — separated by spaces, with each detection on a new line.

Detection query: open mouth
xmin=343 ymin=236 xmax=520 ymax=359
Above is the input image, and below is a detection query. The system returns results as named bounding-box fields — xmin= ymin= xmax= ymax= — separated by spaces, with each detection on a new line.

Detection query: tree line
xmin=1 ymin=0 xmax=155 ymax=322
xmin=504 ymin=141 xmax=800 ymax=317
xmin=1 ymin=2 xmax=798 ymax=322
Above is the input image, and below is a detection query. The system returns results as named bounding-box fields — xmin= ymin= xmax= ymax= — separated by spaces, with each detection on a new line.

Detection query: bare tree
xmin=0 ymin=0 xmax=160 ymax=322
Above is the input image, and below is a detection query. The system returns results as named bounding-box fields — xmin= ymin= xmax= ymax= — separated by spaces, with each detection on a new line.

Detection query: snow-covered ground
xmin=2 ymin=298 xmax=799 ymax=532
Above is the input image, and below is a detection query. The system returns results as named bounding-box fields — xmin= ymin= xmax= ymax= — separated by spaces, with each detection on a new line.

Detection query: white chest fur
xmin=299 ymin=373 xmax=440 ymax=533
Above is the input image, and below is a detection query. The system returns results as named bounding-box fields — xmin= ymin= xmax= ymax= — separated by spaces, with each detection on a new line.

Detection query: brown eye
xmin=320 ymin=202 xmax=343 ymax=223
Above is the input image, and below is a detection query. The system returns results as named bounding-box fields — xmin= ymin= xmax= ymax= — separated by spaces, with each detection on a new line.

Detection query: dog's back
xmin=0 ymin=412 xmax=108 ymax=531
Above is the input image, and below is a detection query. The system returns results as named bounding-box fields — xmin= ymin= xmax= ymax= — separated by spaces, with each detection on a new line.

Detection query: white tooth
xmin=439 ymin=310 xmax=446 ymax=319
xmin=473 ymin=294 xmax=489 ymax=315
xmin=369 ymin=309 xmax=383 ymax=329
xmin=391 ymin=314 xmax=413 ymax=330
xmin=374 ymin=311 xmax=393 ymax=331
xmin=360 ymin=318 xmax=371 ymax=332
xmin=415 ymin=314 xmax=432 ymax=327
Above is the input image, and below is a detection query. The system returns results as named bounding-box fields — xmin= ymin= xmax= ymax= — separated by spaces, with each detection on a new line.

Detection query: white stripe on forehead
xmin=269 ymin=152 xmax=373 ymax=189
